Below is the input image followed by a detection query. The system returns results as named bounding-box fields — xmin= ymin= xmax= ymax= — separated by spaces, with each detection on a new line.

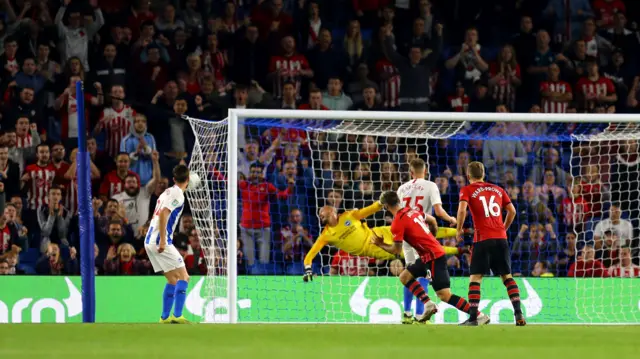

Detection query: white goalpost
xmin=185 ymin=109 xmax=640 ymax=325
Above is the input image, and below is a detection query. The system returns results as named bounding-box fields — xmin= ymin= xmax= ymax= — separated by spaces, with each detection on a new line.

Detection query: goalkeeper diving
xmin=303 ymin=193 xmax=461 ymax=282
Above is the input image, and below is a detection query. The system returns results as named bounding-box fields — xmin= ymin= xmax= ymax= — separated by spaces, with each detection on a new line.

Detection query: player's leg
xmin=491 ymin=239 xmax=526 ymax=326
xmin=153 ymin=244 xmax=191 ymax=323
xmin=145 ymin=244 xmax=175 ymax=323
xmin=428 ymin=257 xmax=490 ymax=325
xmin=467 ymin=241 xmax=490 ymax=323
xmin=399 ymin=260 xmax=438 ymax=322
xmin=435 ymin=227 xmax=457 ymax=239
xmin=400 ymin=242 xmax=430 ymax=323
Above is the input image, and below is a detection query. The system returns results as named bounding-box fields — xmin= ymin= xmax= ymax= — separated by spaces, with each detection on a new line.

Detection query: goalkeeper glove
xmin=303 ymin=265 xmax=313 ymax=282
xmin=379 ymin=192 xmax=389 ymax=206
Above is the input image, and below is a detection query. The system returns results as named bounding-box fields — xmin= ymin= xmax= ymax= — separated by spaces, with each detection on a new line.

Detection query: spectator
xmin=3 ymin=86 xmax=41 ymax=131
xmin=562 ymin=39 xmax=588 ymax=84
xmin=482 ymin=122 xmax=527 ymax=184
xmin=0 ymin=36 xmax=21 ymax=80
xmin=530 ymin=147 xmax=568 ymax=186
xmin=230 ymin=23 xmax=268 ymax=86
xmin=64 ymin=147 xmax=102 ymax=216
xmin=568 ymin=245 xmax=609 ymax=277
xmin=280 ymin=208 xmax=314 ymax=272
xmin=21 ymin=143 xmax=55 ymax=224
xmin=14 ymin=57 xmax=46 ymax=95
xmin=201 ymin=34 xmax=228 ymax=91
xmin=610 ymin=139 xmax=640 ymax=222
xmin=54 ymin=75 xmax=103 ymax=148
xmin=95 ymin=85 xmax=137 ymax=159
xmin=532 ymin=261 xmax=554 ymax=277
xmin=322 ymin=76 xmax=353 ymax=110
xmin=351 ymin=85 xmax=384 ymax=111
xmin=593 ymin=203 xmax=633 ymax=248
xmin=185 ymin=227 xmax=207 ymax=275
xmin=579 ymin=18 xmax=614 ymax=65
xmin=154 ymin=4 xmax=185 ymax=38
xmin=346 ymin=63 xmax=378 ymax=104
xmin=544 ymin=0 xmax=593 ymax=44
xmin=535 ymin=169 xmax=568 ymax=209
xmin=120 ymin=114 xmax=157 ymax=185
xmin=576 ymin=57 xmax=617 ymax=111
xmin=518 ymin=180 xmax=555 ymax=226
xmin=51 ymin=143 xmax=70 ymax=186
xmin=608 ymin=247 xmax=640 ymax=277
xmin=35 ymin=242 xmax=77 ymax=275
xmin=55 ymin=0 xmax=105 ymax=70
xmin=94 ymin=43 xmax=127 ymax=92
xmin=344 ymin=20 xmax=368 ymax=73
xmin=279 ymin=81 xmax=299 ymax=109
xmin=113 ymin=151 xmax=160 ymax=232
xmin=298 ymin=88 xmax=329 ymax=110
xmin=579 ymin=163 xmax=608 ymax=217
xmin=307 ymin=29 xmax=348 ymax=91
xmin=540 ymin=63 xmax=573 ymax=113
xmin=37 ymin=186 xmax=73 ymax=253
xmin=99 ymin=153 xmax=140 ymax=201
xmin=561 ymin=183 xmax=590 ymax=232
xmin=511 ymin=16 xmax=536 ymax=68
xmin=0 ymin=146 xmax=20 ymax=199
xmin=525 ymin=30 xmax=556 ymax=96
xmin=384 ymin=23 xmax=442 ymax=111
xmin=240 ymin=162 xmax=293 ymax=267
xmin=0 ymin=258 xmax=9 ymax=275
xmin=605 ymin=12 xmax=637 ymax=55
xmin=104 ymin=243 xmax=151 ymax=275
xmin=445 ymin=27 xmax=488 ymax=89
xmin=252 ymin=0 xmax=293 ymax=42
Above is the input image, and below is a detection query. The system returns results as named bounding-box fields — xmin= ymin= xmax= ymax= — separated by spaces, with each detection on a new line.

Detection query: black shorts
xmin=470 ymin=239 xmax=511 ymax=275
xmin=407 ymin=256 xmax=450 ymax=292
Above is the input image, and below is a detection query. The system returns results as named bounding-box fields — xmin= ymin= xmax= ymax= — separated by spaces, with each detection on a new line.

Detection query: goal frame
xmin=221 ymin=109 xmax=638 ymax=324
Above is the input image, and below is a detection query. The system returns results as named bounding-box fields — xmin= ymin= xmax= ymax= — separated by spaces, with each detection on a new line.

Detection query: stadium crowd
xmin=0 ymin=0 xmax=639 ymax=278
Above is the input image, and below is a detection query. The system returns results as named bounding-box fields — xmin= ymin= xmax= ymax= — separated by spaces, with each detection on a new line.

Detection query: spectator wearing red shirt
xmin=51 ymin=142 xmax=70 ymax=186
xmin=298 ymin=88 xmax=329 ymax=110
xmin=184 ymin=227 xmax=207 ymax=275
xmin=54 ymin=75 xmax=103 ymax=147
xmin=269 ymin=36 xmax=313 ymax=99
xmin=540 ymin=63 xmax=573 ymax=113
xmin=330 ymin=250 xmax=374 ymax=276
xmin=94 ymin=85 xmax=136 ymax=158
xmin=561 ymin=183 xmax=590 ymax=232
xmin=569 ymin=245 xmax=609 ymax=277
xmin=488 ymin=45 xmax=521 ymax=111
xmin=251 ymin=0 xmax=293 ymax=41
xmin=593 ymin=0 xmax=626 ymax=29
xmin=21 ymin=144 xmax=56 ymax=211
xmin=448 ymin=82 xmax=469 ymax=112
xmin=64 ymin=148 xmax=102 ymax=216
xmin=99 ymin=153 xmax=140 ymax=202
xmin=0 ymin=197 xmax=24 ymax=260
xmin=608 ymin=247 xmax=640 ymax=277
xmin=240 ymin=162 xmax=293 ymax=267
xmin=576 ymin=58 xmax=617 ymax=111
xmin=104 ymin=243 xmax=151 ymax=275
xmin=127 ymin=0 xmax=156 ymax=41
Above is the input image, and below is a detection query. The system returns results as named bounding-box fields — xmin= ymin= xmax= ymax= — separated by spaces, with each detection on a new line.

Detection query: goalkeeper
xmin=303 ymin=193 xmax=461 ymax=282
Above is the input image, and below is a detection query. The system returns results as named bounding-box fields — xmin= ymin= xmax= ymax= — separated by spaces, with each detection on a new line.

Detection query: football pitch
xmin=0 ymin=324 xmax=638 ymax=359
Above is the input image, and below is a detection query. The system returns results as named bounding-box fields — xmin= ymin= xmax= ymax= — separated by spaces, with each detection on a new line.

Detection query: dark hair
xmin=250 ymin=162 xmax=265 ymax=171
xmin=108 ymin=220 xmax=123 ymax=227
xmin=49 ymin=185 xmax=63 ymax=193
xmin=3 ymin=36 xmax=16 ymax=45
xmin=380 ymin=191 xmax=400 ymax=207
xmin=235 ymin=83 xmax=249 ymax=92
xmin=173 ymin=164 xmax=190 ymax=184
xmin=283 ymin=81 xmax=295 ymax=88
xmin=116 ymin=152 xmax=130 ymax=160
xmin=140 ymin=20 xmax=155 ymax=31
xmin=36 ymin=143 xmax=49 ymax=152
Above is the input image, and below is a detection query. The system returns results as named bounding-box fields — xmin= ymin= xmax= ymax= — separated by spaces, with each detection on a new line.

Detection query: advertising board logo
xmin=185 ymin=277 xmax=252 ymax=322
xmin=0 ymin=277 xmax=82 ymax=323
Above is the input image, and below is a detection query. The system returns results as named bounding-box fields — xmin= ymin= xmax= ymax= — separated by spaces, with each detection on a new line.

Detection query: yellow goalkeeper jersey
xmin=304 ymin=202 xmax=398 ymax=266
xmin=303 ymin=202 xmax=461 ymax=266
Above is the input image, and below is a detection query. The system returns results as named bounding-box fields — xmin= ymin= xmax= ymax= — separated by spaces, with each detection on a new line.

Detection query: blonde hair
xmin=117 ymin=243 xmax=135 ymax=256
xmin=344 ymin=20 xmax=363 ymax=59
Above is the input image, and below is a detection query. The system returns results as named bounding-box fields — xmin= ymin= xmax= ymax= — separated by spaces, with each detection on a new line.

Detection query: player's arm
xmin=456 ymin=200 xmax=468 ymax=241
xmin=352 ymin=201 xmax=383 ymax=220
xmin=424 ymin=213 xmax=439 ymax=236
xmin=157 ymin=208 xmax=171 ymax=252
xmin=302 ymin=235 xmax=328 ymax=282
xmin=504 ymin=202 xmax=516 ymax=231
xmin=433 ymin=203 xmax=456 ymax=226
xmin=373 ymin=237 xmax=403 ymax=256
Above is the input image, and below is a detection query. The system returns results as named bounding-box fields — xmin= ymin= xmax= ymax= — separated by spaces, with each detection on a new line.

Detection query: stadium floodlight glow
xmin=185 ymin=110 xmax=640 ymax=325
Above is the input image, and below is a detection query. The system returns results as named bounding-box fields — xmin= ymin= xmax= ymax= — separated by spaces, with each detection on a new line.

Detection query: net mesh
xmin=186 ymin=114 xmax=640 ymax=325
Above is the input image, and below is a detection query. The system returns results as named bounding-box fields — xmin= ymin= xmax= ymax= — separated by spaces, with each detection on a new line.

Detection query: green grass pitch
xmin=0 ymin=324 xmax=638 ymax=359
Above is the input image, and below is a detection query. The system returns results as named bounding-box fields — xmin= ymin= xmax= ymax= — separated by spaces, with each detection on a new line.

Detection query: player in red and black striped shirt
xmin=373 ymin=191 xmax=489 ymax=324
xmin=456 ymin=161 xmax=525 ymax=326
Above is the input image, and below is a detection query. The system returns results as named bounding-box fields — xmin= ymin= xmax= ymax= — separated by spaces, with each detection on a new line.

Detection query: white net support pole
xmin=227 ymin=111 xmax=239 ymax=324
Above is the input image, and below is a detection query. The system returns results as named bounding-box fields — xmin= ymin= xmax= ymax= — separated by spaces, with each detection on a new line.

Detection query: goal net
xmin=185 ymin=110 xmax=640 ymax=325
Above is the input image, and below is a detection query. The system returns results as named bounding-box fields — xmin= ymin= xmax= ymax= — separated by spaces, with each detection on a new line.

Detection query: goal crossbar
xmin=228 ymin=109 xmax=640 ymax=123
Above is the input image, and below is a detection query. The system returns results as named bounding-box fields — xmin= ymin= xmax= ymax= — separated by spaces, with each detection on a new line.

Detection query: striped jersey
xmin=98 ymin=105 xmax=136 ymax=158
xmin=145 ymin=185 xmax=185 ymax=246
